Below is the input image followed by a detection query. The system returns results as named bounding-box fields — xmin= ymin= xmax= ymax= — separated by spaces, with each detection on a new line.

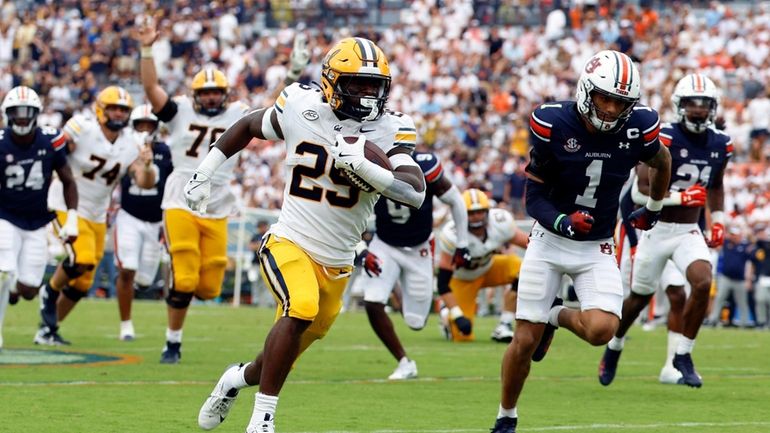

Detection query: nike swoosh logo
xmin=359 ymin=127 xmax=375 ymax=133
xmin=187 ymin=183 xmax=202 ymax=192
xmin=338 ymin=153 xmax=354 ymax=158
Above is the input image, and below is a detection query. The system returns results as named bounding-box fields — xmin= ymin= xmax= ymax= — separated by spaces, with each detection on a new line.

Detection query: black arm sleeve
xmin=525 ymin=178 xmax=563 ymax=232
xmin=437 ymin=268 xmax=453 ymax=295
xmin=154 ymin=98 xmax=178 ymax=123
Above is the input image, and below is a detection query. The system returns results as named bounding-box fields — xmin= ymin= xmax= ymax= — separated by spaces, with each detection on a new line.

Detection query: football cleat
xmin=490 ymin=416 xmax=517 ymax=433
xmin=160 ymin=341 xmax=181 ymax=364
xmin=246 ymin=413 xmax=275 ymax=433
xmin=532 ymin=297 xmax=563 ymax=362
xmin=120 ymin=321 xmax=135 ymax=342
xmin=388 ymin=358 xmax=418 ymax=380
xmin=673 ymin=353 xmax=702 ymax=388
xmin=598 ymin=347 xmax=622 ymax=386
xmin=491 ymin=322 xmax=514 ymax=343
xmin=659 ymin=363 xmax=683 ymax=385
xmin=198 ymin=363 xmax=243 ymax=430
xmin=33 ymin=326 xmax=71 ymax=346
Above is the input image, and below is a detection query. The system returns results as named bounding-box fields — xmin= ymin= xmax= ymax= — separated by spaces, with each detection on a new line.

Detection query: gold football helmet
xmin=463 ymin=189 xmax=490 ymax=229
xmin=95 ymin=86 xmax=133 ymax=131
xmin=191 ymin=67 xmax=228 ymax=116
xmin=320 ymin=37 xmax=391 ymax=122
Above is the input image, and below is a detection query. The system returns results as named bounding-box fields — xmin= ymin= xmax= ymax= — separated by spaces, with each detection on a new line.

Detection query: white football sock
xmin=666 ymin=331 xmax=682 ymax=363
xmin=166 ymin=328 xmax=182 ymax=343
xmin=252 ymin=392 xmax=279 ymax=425
xmin=120 ymin=320 xmax=134 ymax=335
xmin=675 ymin=336 xmax=695 ymax=355
xmin=608 ymin=336 xmax=625 ymax=351
xmin=499 ymin=311 xmax=515 ymax=324
xmin=225 ymin=362 xmax=250 ymax=389
xmin=497 ymin=404 xmax=517 ymax=419
xmin=548 ymin=305 xmax=566 ymax=327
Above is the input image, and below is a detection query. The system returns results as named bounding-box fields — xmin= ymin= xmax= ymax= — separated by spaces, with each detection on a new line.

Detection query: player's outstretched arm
xmin=128 ymin=144 xmax=157 ymax=189
xmin=436 ymin=250 xmax=472 ymax=335
xmin=706 ymin=164 xmax=727 ymax=247
xmin=55 ymin=163 xmax=79 ymax=242
xmin=134 ymin=18 xmax=169 ymax=112
xmin=184 ymin=108 xmax=281 ymax=213
xmin=632 ymin=163 xmax=706 ymax=208
xmin=437 ymin=182 xmax=469 ymax=249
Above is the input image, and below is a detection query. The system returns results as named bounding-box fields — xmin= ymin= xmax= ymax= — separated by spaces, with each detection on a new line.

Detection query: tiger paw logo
xmin=564 ymin=138 xmax=581 ymax=152
xmin=585 ymin=57 xmax=602 ymax=73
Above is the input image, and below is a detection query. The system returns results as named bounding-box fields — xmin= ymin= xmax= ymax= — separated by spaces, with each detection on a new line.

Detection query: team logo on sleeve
xmin=565 ymin=137 xmax=581 ymax=152
xmin=302 ymin=110 xmax=319 ymax=121
xmin=680 ymin=148 xmax=688 ymax=158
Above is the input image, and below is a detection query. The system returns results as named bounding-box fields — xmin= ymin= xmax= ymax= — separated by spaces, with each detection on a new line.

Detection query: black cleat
xmin=9 ymin=291 xmax=19 ymax=305
xmin=160 ymin=341 xmax=182 ymax=364
xmin=598 ymin=347 xmax=622 ymax=386
xmin=490 ymin=416 xmax=517 ymax=433
xmin=673 ymin=353 xmax=702 ymax=388
xmin=532 ymin=297 xmax=563 ymax=362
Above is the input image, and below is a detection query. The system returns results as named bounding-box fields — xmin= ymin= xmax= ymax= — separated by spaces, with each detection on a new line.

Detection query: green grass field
xmin=1 ymin=298 xmax=769 ymax=433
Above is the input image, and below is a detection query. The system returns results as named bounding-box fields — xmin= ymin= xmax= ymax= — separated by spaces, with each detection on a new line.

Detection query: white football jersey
xmin=439 ymin=208 xmax=517 ymax=280
xmin=270 ymin=83 xmax=417 ymax=267
xmin=48 ymin=114 xmax=142 ymax=223
xmin=161 ymin=95 xmax=250 ymax=218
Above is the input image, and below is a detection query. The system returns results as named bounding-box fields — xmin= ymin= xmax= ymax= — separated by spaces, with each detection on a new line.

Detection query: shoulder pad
xmin=388 ymin=111 xmax=417 ymax=150
xmin=438 ymin=221 xmax=458 ymax=252
xmin=414 ymin=152 xmax=443 ymax=182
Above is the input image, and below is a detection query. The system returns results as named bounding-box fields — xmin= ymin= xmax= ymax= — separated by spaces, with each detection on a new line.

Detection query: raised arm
xmin=134 ymin=19 xmax=170 ymax=112
xmin=55 ymin=162 xmax=79 ymax=243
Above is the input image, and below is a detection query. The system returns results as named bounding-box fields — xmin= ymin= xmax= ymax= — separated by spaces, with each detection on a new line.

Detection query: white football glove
xmin=287 ymin=33 xmax=310 ymax=81
xmin=184 ymin=172 xmax=211 ymax=213
xmin=330 ymin=134 xmax=367 ymax=173
xmin=60 ymin=209 xmax=79 ymax=242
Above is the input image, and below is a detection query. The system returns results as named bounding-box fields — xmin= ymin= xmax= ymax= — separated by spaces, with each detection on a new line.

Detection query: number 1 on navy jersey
xmin=575 ymin=159 xmax=602 ymax=208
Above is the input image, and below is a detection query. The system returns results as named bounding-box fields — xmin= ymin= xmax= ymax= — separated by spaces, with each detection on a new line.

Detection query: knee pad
xmin=63 ymin=262 xmax=91 ymax=279
xmin=166 ymin=289 xmax=194 ymax=309
xmin=62 ymin=286 xmax=87 ymax=302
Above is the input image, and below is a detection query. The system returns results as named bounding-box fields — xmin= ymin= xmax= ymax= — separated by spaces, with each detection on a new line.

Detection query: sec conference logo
xmin=564 ymin=138 xmax=581 ymax=153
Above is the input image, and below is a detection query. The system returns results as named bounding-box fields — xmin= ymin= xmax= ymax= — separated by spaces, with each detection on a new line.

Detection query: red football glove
xmin=629 ymin=206 xmax=660 ymax=231
xmin=355 ymin=249 xmax=383 ymax=277
xmin=680 ymin=185 xmax=707 ymax=207
xmin=557 ymin=211 xmax=594 ymax=238
xmin=706 ymin=223 xmax=725 ymax=248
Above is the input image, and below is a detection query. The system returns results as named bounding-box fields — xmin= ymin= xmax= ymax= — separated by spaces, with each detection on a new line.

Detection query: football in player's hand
xmin=339 ymin=136 xmax=392 ymax=192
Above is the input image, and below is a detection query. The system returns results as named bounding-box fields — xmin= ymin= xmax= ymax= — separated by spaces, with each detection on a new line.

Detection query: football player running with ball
xmin=598 ymin=73 xmax=731 ymax=388
xmin=491 ymin=50 xmax=671 ymax=433
xmin=190 ymin=38 xmax=425 ymax=433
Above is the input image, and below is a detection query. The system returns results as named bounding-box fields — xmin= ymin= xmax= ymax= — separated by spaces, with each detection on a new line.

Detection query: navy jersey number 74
xmin=526 ymin=101 xmax=661 ymax=240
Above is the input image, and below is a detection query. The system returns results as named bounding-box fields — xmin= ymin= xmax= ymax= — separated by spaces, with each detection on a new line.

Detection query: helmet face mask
xmin=462 ymin=188 xmax=491 ymax=230
xmin=468 ymin=209 xmax=489 ymax=229
xmin=1 ymin=86 xmax=43 ymax=137
xmin=333 ymin=74 xmax=390 ymax=122
xmin=321 ymin=37 xmax=391 ymax=122
xmin=103 ymin=105 xmax=131 ymax=131
xmin=6 ymin=105 xmax=40 ymax=136
xmin=576 ymin=50 xmax=641 ymax=133
xmin=672 ymin=74 xmax=719 ymax=134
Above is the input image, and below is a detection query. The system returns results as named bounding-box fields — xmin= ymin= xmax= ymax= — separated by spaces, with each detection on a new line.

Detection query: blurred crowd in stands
xmin=1 ymin=0 xmax=769 ymax=240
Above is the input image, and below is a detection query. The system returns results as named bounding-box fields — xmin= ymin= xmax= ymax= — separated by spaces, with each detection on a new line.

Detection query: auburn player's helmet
xmin=191 ymin=67 xmax=228 ymax=116
xmin=672 ymin=73 xmax=719 ymax=134
xmin=463 ymin=188 xmax=490 ymax=229
xmin=130 ymin=104 xmax=159 ymax=135
xmin=575 ymin=50 xmax=641 ymax=133
xmin=1 ymin=86 xmax=42 ymax=136
xmin=95 ymin=86 xmax=133 ymax=131
xmin=320 ymin=37 xmax=391 ymax=122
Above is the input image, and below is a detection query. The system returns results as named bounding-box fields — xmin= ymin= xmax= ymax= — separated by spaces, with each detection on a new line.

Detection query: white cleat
xmin=246 ymin=414 xmax=275 ymax=433
xmin=491 ymin=322 xmax=514 ymax=343
xmin=659 ymin=364 xmax=683 ymax=384
xmin=119 ymin=321 xmax=135 ymax=341
xmin=198 ymin=364 xmax=244 ymax=430
xmin=388 ymin=358 xmax=418 ymax=380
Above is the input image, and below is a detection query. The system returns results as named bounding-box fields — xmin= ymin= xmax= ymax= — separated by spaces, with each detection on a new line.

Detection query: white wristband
xmin=66 ymin=208 xmax=78 ymax=222
xmin=197 ymin=147 xmax=227 ymax=178
xmin=711 ymin=211 xmax=725 ymax=225
xmin=646 ymin=197 xmax=664 ymax=212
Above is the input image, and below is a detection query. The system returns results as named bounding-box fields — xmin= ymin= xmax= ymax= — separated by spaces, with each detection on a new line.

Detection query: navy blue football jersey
xmin=0 ymin=127 xmax=68 ymax=230
xmin=659 ymin=122 xmax=731 ymax=194
xmin=526 ymin=101 xmax=661 ymax=240
xmin=119 ymin=141 xmax=173 ymax=222
xmin=374 ymin=151 xmax=444 ymax=247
